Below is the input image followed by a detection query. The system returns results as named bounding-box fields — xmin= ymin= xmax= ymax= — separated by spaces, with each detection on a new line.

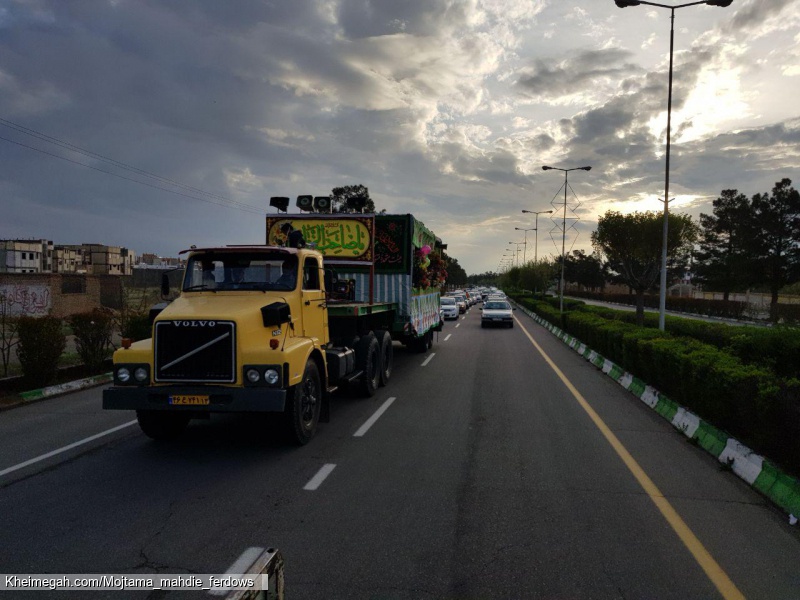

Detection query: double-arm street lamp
xmin=541 ymin=165 xmax=591 ymax=314
xmin=514 ymin=228 xmax=536 ymax=264
xmin=615 ymin=0 xmax=733 ymax=330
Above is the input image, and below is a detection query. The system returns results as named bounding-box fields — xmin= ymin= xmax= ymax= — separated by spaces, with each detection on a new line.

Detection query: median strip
xmin=512 ymin=300 xmax=800 ymax=524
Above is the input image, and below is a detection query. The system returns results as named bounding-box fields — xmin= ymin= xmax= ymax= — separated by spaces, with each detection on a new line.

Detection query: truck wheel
xmin=376 ymin=330 xmax=393 ymax=386
xmin=355 ymin=333 xmax=380 ymax=397
xmin=136 ymin=410 xmax=190 ymax=441
xmin=411 ymin=330 xmax=429 ymax=354
xmin=284 ymin=360 xmax=322 ymax=445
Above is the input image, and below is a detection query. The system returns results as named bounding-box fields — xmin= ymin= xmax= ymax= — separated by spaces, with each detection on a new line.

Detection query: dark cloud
xmin=516 ymin=48 xmax=642 ymax=99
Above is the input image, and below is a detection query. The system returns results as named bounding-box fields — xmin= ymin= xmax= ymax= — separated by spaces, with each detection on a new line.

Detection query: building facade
xmin=0 ymin=240 xmax=53 ymax=273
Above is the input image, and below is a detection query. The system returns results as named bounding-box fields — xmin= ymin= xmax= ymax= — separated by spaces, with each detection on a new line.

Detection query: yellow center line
xmin=515 ymin=316 xmax=746 ymax=600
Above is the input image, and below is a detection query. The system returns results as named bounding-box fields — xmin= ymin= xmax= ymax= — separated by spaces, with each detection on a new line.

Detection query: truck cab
xmin=104 ymin=246 xmax=334 ymax=445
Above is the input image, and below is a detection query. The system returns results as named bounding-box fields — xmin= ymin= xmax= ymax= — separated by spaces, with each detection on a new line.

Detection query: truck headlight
xmin=264 ymin=369 xmax=280 ymax=385
xmin=243 ymin=365 xmax=282 ymax=387
xmin=115 ymin=364 xmax=149 ymax=385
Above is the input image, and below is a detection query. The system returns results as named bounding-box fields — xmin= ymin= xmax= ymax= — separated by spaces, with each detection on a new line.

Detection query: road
xmin=1 ymin=306 xmax=799 ymax=599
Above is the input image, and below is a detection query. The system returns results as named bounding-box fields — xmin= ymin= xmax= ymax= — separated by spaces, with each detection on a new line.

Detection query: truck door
xmin=301 ymin=257 xmax=329 ymax=344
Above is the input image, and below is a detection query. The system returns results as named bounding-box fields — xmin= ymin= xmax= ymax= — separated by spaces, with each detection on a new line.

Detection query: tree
xmin=330 ymin=185 xmax=378 ymax=213
xmin=443 ymin=252 xmax=467 ymax=287
xmin=749 ymin=178 xmax=800 ymax=320
xmin=592 ymin=210 xmax=697 ymax=326
xmin=564 ymin=250 xmax=606 ymax=291
xmin=0 ymin=292 xmax=20 ymax=377
xmin=519 ymin=259 xmax=557 ymax=296
xmin=693 ymin=189 xmax=753 ymax=300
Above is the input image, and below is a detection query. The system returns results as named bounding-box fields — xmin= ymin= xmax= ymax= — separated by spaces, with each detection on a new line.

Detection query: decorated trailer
xmin=266 ymin=213 xmax=446 ymax=352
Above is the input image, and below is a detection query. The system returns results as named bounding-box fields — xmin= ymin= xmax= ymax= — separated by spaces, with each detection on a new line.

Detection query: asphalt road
xmin=1 ymin=305 xmax=799 ymax=599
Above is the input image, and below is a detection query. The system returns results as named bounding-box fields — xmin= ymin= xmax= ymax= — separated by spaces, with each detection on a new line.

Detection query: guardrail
xmin=223 ymin=548 xmax=284 ymax=600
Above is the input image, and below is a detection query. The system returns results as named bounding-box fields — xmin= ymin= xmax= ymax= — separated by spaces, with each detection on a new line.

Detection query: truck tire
xmin=376 ymin=330 xmax=393 ymax=386
xmin=355 ymin=333 xmax=380 ymax=397
xmin=284 ymin=360 xmax=322 ymax=445
xmin=136 ymin=410 xmax=190 ymax=441
xmin=410 ymin=330 xmax=428 ymax=353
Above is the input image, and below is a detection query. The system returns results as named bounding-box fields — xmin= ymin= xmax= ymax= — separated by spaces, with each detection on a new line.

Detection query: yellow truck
xmin=103 ymin=213 xmax=445 ymax=445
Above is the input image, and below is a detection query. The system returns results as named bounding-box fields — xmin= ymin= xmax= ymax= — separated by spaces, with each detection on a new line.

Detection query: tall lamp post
xmin=514 ymin=228 xmax=536 ymax=264
xmin=508 ymin=242 xmax=524 ymax=267
xmin=521 ymin=210 xmax=553 ymax=266
xmin=542 ymin=165 xmax=591 ymax=314
xmin=614 ymin=0 xmax=732 ymax=330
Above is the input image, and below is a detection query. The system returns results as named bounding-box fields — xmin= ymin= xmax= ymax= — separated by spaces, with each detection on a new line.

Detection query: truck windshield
xmin=183 ymin=252 xmax=298 ymax=292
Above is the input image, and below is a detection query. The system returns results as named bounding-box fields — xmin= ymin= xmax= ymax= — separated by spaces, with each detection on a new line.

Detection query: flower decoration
xmin=413 ymin=248 xmax=448 ymax=290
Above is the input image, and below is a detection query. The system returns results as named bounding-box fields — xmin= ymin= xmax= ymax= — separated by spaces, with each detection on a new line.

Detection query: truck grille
xmin=154 ymin=320 xmax=236 ymax=383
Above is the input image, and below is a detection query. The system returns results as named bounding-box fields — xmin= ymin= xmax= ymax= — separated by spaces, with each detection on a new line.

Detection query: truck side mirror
xmin=161 ymin=273 xmax=170 ymax=298
xmin=261 ymin=302 xmax=291 ymax=327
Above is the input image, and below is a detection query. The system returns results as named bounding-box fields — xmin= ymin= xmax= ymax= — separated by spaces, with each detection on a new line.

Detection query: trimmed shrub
xmin=69 ymin=309 xmax=115 ymax=372
xmin=16 ymin=316 xmax=66 ymax=385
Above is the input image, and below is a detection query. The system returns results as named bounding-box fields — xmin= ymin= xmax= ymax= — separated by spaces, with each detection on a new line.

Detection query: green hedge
xmin=16 ymin=316 xmax=66 ymax=386
xmin=513 ymin=295 xmax=800 ymax=476
xmin=552 ymin=297 xmax=800 ymax=380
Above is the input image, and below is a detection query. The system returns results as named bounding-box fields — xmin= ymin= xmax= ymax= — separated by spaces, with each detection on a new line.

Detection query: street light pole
xmin=508 ymin=242 xmax=524 ymax=267
xmin=541 ymin=165 xmax=591 ymax=314
xmin=522 ymin=210 xmax=554 ymax=266
xmin=615 ymin=0 xmax=732 ymax=331
xmin=514 ymin=228 xmax=536 ymax=264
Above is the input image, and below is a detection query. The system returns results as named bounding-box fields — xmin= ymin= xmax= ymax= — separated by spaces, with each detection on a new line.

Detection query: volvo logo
xmin=172 ymin=320 xmax=217 ymax=327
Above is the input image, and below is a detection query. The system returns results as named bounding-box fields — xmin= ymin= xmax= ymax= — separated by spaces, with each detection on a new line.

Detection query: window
xmin=303 ymin=258 xmax=320 ymax=290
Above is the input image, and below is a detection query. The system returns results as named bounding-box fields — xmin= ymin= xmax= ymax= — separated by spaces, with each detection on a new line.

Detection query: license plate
xmin=493 ymin=318 xmax=502 ymax=321
xmin=169 ymin=394 xmax=210 ymax=405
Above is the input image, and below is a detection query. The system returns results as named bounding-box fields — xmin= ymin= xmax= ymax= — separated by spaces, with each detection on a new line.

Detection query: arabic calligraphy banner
xmin=374 ymin=216 xmax=409 ymax=273
xmin=266 ymin=215 xmax=374 ymax=263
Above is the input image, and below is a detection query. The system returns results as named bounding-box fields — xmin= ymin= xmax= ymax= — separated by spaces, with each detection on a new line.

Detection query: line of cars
xmin=440 ymin=287 xmax=515 ymax=328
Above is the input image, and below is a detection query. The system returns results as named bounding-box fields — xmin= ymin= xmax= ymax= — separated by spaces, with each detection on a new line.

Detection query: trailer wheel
xmin=284 ymin=360 xmax=322 ymax=445
xmin=376 ymin=330 xmax=393 ymax=386
xmin=410 ymin=330 xmax=430 ymax=353
xmin=355 ymin=333 xmax=380 ymax=397
xmin=136 ymin=410 xmax=190 ymax=441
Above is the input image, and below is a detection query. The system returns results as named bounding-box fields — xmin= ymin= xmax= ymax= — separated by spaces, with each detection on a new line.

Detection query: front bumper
xmin=482 ymin=314 xmax=513 ymax=325
xmin=103 ymin=385 xmax=287 ymax=413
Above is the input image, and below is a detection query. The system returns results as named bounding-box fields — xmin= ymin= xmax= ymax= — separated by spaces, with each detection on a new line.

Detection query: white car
xmin=481 ymin=299 xmax=515 ymax=328
xmin=440 ymin=296 xmax=459 ymax=320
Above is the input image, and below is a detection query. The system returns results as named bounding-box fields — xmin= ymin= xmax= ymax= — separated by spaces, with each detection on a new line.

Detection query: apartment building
xmin=0 ymin=239 xmax=53 ymax=273
xmin=1 ymin=241 xmax=137 ymax=275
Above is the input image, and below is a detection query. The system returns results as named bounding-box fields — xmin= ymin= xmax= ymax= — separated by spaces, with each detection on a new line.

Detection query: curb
xmin=1 ymin=373 xmax=113 ymax=411
xmin=513 ymin=301 xmax=800 ymax=524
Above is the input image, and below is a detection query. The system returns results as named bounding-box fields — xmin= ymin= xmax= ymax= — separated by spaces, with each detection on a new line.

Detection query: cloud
xmin=516 ymin=48 xmax=643 ymax=103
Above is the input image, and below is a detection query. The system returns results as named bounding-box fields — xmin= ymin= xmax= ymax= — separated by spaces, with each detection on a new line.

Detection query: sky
xmin=1 ymin=0 xmax=798 ymax=275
